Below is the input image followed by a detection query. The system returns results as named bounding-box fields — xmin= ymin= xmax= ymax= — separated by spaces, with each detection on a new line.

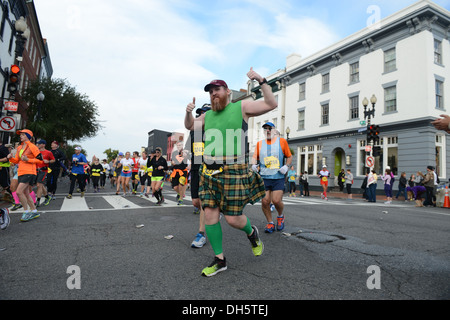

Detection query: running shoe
xmin=276 ymin=215 xmax=285 ymax=231
xmin=191 ymin=233 xmax=206 ymax=248
xmin=177 ymin=199 xmax=183 ymax=206
xmin=264 ymin=222 xmax=275 ymax=233
xmin=20 ymin=211 xmax=30 ymax=222
xmin=27 ymin=211 xmax=40 ymax=221
xmin=66 ymin=194 xmax=72 ymax=199
xmin=0 ymin=208 xmax=10 ymax=230
xmin=248 ymin=225 xmax=264 ymax=256
xmin=43 ymin=197 xmax=52 ymax=206
xmin=160 ymin=195 xmax=165 ymax=204
xmin=10 ymin=204 xmax=22 ymax=211
xmin=81 ymin=191 xmax=85 ymax=198
xmin=201 ymin=257 xmax=227 ymax=277
xmin=193 ymin=207 xmax=200 ymax=214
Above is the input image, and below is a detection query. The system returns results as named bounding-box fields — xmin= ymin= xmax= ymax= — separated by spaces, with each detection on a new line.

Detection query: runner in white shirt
xmin=318 ymin=165 xmax=330 ymax=200
xmin=138 ymin=151 xmax=150 ymax=197
xmin=120 ymin=152 xmax=134 ymax=196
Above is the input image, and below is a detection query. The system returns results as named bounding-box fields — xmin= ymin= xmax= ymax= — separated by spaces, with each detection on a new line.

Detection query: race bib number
xmin=289 ymin=176 xmax=295 ymax=181
xmin=322 ymin=177 xmax=328 ymax=182
xmin=264 ymin=156 xmax=280 ymax=170
xmin=193 ymin=142 xmax=204 ymax=157
xmin=123 ymin=166 xmax=130 ymax=171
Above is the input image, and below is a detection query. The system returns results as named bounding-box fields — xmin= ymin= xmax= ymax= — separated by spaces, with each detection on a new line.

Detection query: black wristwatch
xmin=258 ymin=78 xmax=267 ymax=86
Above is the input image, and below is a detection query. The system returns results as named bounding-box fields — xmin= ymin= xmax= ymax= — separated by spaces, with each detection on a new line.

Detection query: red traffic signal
xmin=7 ymin=64 xmax=20 ymax=94
xmin=367 ymin=124 xmax=380 ymax=142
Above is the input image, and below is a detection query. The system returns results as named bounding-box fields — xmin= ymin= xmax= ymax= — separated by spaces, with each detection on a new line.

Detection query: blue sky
xmin=33 ymin=0 xmax=450 ymax=159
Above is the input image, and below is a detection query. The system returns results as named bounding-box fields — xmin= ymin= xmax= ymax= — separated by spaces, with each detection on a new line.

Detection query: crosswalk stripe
xmin=139 ymin=194 xmax=178 ymax=206
xmin=60 ymin=196 xmax=90 ymax=212
xmin=102 ymin=196 xmax=141 ymax=209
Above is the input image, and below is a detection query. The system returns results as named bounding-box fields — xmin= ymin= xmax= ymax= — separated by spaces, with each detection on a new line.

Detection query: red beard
xmin=211 ymin=94 xmax=228 ymax=112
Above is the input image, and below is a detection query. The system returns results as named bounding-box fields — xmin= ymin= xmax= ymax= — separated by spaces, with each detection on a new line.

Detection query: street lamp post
xmin=36 ymin=91 xmax=45 ymax=121
xmin=14 ymin=17 xmax=30 ymax=63
xmin=362 ymin=94 xmax=377 ymax=168
xmin=285 ymin=126 xmax=290 ymax=141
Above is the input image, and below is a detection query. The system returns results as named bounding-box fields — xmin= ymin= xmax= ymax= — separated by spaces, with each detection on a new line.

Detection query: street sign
xmin=359 ymin=120 xmax=366 ymax=126
xmin=365 ymin=145 xmax=372 ymax=152
xmin=4 ymin=101 xmax=18 ymax=112
xmin=365 ymin=156 xmax=375 ymax=168
xmin=0 ymin=116 xmax=17 ymax=132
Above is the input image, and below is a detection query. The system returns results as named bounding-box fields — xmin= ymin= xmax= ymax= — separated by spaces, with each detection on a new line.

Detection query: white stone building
xmin=248 ymin=0 xmax=450 ymax=191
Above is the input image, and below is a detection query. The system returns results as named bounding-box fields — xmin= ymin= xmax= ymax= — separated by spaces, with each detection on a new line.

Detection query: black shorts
xmin=36 ymin=170 xmax=48 ymax=184
xmin=18 ymin=174 xmax=36 ymax=185
xmin=0 ymin=167 xmax=10 ymax=188
xmin=190 ymin=170 xmax=200 ymax=199
xmin=171 ymin=171 xmax=187 ymax=188
xmin=139 ymin=172 xmax=150 ymax=185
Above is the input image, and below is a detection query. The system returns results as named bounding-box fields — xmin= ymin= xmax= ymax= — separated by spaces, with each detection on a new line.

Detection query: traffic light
xmin=7 ymin=64 xmax=20 ymax=94
xmin=367 ymin=124 xmax=380 ymax=142
xmin=373 ymin=125 xmax=380 ymax=141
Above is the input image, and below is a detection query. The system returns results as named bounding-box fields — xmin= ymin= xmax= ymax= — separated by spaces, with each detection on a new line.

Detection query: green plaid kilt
xmin=199 ymin=163 xmax=265 ymax=216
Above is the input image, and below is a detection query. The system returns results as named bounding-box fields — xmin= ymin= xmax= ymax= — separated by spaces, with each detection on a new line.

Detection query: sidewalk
xmin=289 ymin=189 xmax=405 ymax=203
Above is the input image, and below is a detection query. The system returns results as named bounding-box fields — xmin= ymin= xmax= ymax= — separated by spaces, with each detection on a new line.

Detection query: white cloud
xmin=37 ymin=0 xmax=445 ymax=159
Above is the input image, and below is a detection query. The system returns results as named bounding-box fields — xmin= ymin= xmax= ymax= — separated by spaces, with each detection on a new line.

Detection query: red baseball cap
xmin=204 ymin=80 xmax=228 ymax=92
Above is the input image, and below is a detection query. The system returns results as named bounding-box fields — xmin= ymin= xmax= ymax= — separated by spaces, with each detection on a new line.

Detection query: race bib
xmin=193 ymin=142 xmax=204 ymax=156
xmin=123 ymin=166 xmax=130 ymax=171
xmin=289 ymin=176 xmax=295 ymax=181
xmin=264 ymin=156 xmax=280 ymax=170
xmin=322 ymin=177 xmax=328 ymax=182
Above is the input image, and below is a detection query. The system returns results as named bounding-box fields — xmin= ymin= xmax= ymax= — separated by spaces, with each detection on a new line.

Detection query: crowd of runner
xmin=1 ymin=67 xmax=449 ymax=278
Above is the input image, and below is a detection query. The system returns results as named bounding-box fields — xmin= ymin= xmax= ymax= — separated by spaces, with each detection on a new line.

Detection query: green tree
xmin=103 ymin=148 xmax=119 ymax=162
xmin=22 ymin=77 xmax=102 ymax=142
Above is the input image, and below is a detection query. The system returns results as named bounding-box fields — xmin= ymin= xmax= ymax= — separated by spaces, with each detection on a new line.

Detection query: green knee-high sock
xmin=205 ymin=222 xmax=223 ymax=256
xmin=240 ymin=216 xmax=253 ymax=236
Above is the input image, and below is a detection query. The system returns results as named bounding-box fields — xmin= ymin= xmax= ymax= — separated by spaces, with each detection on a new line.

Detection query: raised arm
xmin=242 ymin=67 xmax=278 ymax=121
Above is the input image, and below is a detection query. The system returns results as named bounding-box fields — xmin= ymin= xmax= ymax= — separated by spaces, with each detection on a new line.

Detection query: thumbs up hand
xmin=247 ymin=67 xmax=263 ymax=83
xmin=186 ymin=97 xmax=196 ymax=113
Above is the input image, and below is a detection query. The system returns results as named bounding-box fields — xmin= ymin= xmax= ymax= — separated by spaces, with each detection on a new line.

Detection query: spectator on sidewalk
xmin=395 ymin=172 xmax=407 ymax=201
xmin=345 ymin=169 xmax=353 ymax=200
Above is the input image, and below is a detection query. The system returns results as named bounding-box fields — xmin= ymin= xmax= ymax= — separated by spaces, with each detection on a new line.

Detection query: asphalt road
xmin=1 ymin=180 xmax=449 ymax=301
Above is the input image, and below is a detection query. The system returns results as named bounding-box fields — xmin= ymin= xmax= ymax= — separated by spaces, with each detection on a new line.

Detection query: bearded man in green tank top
xmin=185 ymin=68 xmax=278 ymax=277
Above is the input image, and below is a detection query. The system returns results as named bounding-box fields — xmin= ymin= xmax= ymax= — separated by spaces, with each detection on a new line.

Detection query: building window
xmin=298 ymin=110 xmax=305 ymax=130
xmin=349 ymin=96 xmax=359 ymax=120
xmin=322 ymin=73 xmax=330 ymax=93
xmin=321 ymin=103 xmax=329 ymax=125
xmin=386 ymin=136 xmax=398 ymax=176
xmin=384 ymin=48 xmax=396 ymax=73
xmin=358 ymin=137 xmax=398 ymax=176
xmin=298 ymin=145 xmax=322 ymax=175
xmin=434 ymin=39 xmax=442 ymax=65
xmin=384 ymin=86 xmax=397 ymax=113
xmin=436 ymin=80 xmax=444 ymax=110
xmin=299 ymin=82 xmax=306 ymax=101
xmin=350 ymin=62 xmax=359 ymax=83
